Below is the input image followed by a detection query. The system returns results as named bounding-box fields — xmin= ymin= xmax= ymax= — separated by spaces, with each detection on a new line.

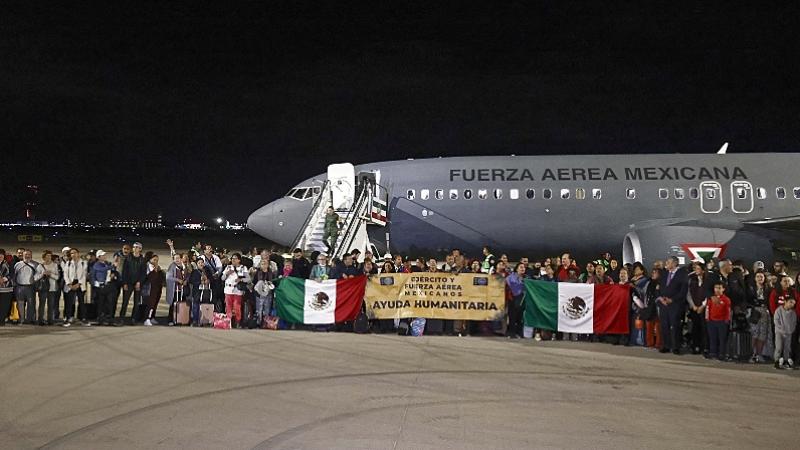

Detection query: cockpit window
xmin=286 ymin=187 xmax=312 ymax=200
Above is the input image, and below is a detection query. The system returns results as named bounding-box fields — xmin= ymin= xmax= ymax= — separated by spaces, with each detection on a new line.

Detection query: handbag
xmin=9 ymin=301 xmax=19 ymax=321
xmin=747 ymin=307 xmax=761 ymax=325
xmin=264 ymin=315 xmax=279 ymax=330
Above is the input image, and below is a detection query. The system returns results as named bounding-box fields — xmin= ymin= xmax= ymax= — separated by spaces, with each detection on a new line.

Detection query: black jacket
xmin=660 ymin=267 xmax=689 ymax=310
xmin=122 ymin=254 xmax=147 ymax=286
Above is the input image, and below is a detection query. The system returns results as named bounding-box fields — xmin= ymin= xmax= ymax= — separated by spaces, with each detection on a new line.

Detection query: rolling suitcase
xmin=173 ymin=301 xmax=191 ymax=326
xmin=199 ymin=304 xmax=214 ymax=326
xmin=424 ymin=318 xmax=444 ymax=335
xmin=727 ymin=330 xmax=752 ymax=362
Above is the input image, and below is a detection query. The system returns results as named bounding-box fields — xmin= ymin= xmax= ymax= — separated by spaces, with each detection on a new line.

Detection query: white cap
xmin=95 ymin=250 xmax=106 ymax=257
xmin=383 ymin=253 xmax=392 ymax=259
xmin=61 ymin=247 xmax=71 ymax=253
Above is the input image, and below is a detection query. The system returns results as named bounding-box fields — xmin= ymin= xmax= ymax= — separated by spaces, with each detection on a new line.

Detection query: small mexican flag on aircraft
xmin=370 ymin=197 xmax=387 ymax=226
xmin=523 ymin=280 xmax=630 ymax=334
xmin=275 ymin=276 xmax=366 ymax=324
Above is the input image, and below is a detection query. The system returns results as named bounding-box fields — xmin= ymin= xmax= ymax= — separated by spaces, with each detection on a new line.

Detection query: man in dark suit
xmin=658 ymin=256 xmax=689 ymax=354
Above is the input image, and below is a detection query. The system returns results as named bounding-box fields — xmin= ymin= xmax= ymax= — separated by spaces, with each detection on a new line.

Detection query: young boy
xmin=773 ymin=297 xmax=797 ymax=369
xmin=705 ymin=281 xmax=732 ymax=361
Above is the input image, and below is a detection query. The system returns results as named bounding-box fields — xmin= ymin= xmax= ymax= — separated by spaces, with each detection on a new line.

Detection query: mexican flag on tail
xmin=370 ymin=197 xmax=387 ymax=226
xmin=275 ymin=276 xmax=367 ymax=324
xmin=523 ymin=280 xmax=630 ymax=334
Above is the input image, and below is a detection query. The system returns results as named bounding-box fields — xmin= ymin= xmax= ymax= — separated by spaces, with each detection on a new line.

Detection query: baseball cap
xmin=61 ymin=246 xmax=71 ymax=253
xmin=383 ymin=253 xmax=392 ymax=260
xmin=96 ymin=250 xmax=106 ymax=257
xmin=754 ymin=261 xmax=765 ymax=270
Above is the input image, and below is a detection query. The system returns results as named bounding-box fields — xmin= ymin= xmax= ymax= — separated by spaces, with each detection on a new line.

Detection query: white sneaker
xmin=62 ymin=322 xmax=71 ymax=328
xmin=789 ymin=359 xmax=795 ymax=369
xmin=534 ymin=333 xmax=542 ymax=342
xmin=144 ymin=319 xmax=152 ymax=326
xmin=150 ymin=318 xmax=159 ymax=325
xmin=168 ymin=322 xmax=174 ymax=327
xmin=81 ymin=321 xmax=92 ymax=327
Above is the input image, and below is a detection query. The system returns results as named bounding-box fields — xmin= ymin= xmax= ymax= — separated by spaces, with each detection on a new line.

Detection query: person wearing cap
xmin=89 ymin=250 xmax=120 ymax=326
xmin=61 ymin=248 xmax=89 ymax=326
xmin=322 ymin=207 xmax=341 ymax=255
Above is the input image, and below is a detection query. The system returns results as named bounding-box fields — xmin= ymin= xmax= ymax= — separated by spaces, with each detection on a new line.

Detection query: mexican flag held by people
xmin=275 ymin=276 xmax=366 ymax=324
xmin=523 ymin=280 xmax=630 ymax=334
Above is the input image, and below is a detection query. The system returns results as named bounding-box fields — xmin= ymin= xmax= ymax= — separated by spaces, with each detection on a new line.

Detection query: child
xmin=773 ymin=297 xmax=797 ymax=369
xmin=704 ymin=281 xmax=732 ymax=361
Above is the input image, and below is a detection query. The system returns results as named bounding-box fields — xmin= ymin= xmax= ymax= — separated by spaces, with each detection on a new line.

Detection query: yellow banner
xmin=365 ymin=273 xmax=506 ymax=320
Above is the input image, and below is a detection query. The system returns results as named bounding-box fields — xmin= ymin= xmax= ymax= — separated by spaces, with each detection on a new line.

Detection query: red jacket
xmin=705 ymin=294 xmax=732 ymax=322
xmin=555 ymin=264 xmax=578 ymax=282
xmin=769 ymin=288 xmax=799 ymax=316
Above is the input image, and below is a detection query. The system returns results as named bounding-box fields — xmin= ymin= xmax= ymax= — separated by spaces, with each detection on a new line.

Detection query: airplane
xmin=247 ymin=148 xmax=800 ymax=266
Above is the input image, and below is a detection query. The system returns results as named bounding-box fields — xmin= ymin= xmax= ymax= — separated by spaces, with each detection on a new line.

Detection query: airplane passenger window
xmin=794 ymin=187 xmax=800 ymax=199
xmin=464 ymin=189 xmax=473 ymax=200
xmin=526 ymin=188 xmax=535 ymax=199
xmin=449 ymin=189 xmax=458 ymax=200
xmin=658 ymin=188 xmax=669 ymax=200
xmin=592 ymin=188 xmax=602 ymax=199
xmin=756 ymin=187 xmax=767 ymax=200
xmin=543 ymin=189 xmax=552 ymax=200
xmin=776 ymin=187 xmax=786 ymax=199
xmin=560 ymin=189 xmax=570 ymax=199
xmin=705 ymin=189 xmax=716 ymax=200
xmin=478 ymin=189 xmax=488 ymax=199
xmin=674 ymin=188 xmax=685 ymax=200
xmin=736 ymin=187 xmax=747 ymax=200
xmin=689 ymin=188 xmax=699 ymax=199
xmin=435 ymin=189 xmax=444 ymax=200
xmin=509 ymin=189 xmax=519 ymax=200
xmin=626 ymin=188 xmax=636 ymax=200
xmin=575 ymin=188 xmax=586 ymax=200
xmin=421 ymin=189 xmax=430 ymax=200
xmin=406 ymin=189 xmax=415 ymax=200
xmin=493 ymin=189 xmax=503 ymax=199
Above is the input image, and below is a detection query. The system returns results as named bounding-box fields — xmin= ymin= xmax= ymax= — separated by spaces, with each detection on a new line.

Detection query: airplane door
xmin=699 ymin=181 xmax=723 ymax=213
xmin=328 ymin=163 xmax=355 ymax=211
xmin=730 ymin=181 xmax=754 ymax=213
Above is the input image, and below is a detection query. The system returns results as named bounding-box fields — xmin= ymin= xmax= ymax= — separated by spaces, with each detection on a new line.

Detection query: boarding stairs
xmin=290 ymin=167 xmax=388 ymax=259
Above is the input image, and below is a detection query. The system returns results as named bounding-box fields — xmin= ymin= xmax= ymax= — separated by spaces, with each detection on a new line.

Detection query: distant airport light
xmin=216 ymin=217 xmax=224 ymax=224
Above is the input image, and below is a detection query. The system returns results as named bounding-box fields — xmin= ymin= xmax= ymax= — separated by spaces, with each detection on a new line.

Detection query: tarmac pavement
xmin=0 ymin=326 xmax=798 ymax=449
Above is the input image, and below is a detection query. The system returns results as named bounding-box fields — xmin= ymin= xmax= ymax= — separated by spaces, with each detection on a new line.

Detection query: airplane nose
xmin=247 ymin=203 xmax=274 ymax=239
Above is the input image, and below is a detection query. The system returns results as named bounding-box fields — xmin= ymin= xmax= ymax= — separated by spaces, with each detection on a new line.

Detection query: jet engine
xmin=622 ymin=226 xmax=773 ymax=267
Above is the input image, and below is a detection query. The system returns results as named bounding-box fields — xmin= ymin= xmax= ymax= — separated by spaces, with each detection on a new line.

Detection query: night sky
xmin=2 ymin=2 xmax=798 ymax=222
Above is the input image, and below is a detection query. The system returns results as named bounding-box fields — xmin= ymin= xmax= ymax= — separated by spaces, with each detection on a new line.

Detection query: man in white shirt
xmin=13 ymin=250 xmax=44 ymax=324
xmin=61 ymin=248 xmax=89 ymax=327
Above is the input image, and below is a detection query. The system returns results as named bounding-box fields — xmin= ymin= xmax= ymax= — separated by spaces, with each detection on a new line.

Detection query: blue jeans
xmin=707 ymin=320 xmax=729 ymax=359
xmin=255 ymin=294 xmax=273 ymax=321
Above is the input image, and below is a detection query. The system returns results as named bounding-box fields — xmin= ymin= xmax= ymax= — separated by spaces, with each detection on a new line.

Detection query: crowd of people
xmin=1 ymin=241 xmax=798 ymax=369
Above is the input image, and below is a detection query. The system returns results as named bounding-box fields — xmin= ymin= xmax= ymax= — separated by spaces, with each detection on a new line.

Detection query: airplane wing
xmin=743 ymin=215 xmax=800 ymax=230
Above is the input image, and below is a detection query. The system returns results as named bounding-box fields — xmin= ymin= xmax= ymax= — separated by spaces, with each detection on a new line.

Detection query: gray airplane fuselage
xmin=247 ymin=154 xmax=799 ymax=265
